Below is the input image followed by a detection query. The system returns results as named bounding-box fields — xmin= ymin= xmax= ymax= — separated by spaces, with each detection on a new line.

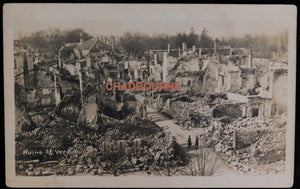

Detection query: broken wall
xmin=202 ymin=61 xmax=219 ymax=93
xmin=34 ymin=67 xmax=56 ymax=107
xmin=180 ymin=57 xmax=201 ymax=71
xmin=15 ymin=75 xmax=26 ymax=105
xmin=229 ymin=71 xmax=242 ymax=92
xmin=24 ymin=64 xmax=57 ymax=109
xmin=272 ymin=70 xmax=288 ymax=115
xmin=14 ymin=53 xmax=25 ymax=76
xmin=241 ymin=69 xmax=255 ymax=90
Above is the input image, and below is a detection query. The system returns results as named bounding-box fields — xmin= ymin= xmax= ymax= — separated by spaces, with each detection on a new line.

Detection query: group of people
xmin=187 ymin=135 xmax=199 ymax=149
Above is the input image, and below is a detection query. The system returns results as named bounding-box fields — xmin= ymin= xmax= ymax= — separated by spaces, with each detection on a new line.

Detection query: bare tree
xmin=183 ymin=147 xmax=220 ymax=176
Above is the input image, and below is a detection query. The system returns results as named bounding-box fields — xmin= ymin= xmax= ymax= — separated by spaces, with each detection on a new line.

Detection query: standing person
xmin=188 ymin=135 xmax=192 ymax=149
xmin=195 ymin=136 xmax=199 ymax=149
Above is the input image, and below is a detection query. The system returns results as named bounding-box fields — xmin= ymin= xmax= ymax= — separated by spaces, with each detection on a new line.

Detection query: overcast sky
xmin=5 ymin=4 xmax=294 ymax=39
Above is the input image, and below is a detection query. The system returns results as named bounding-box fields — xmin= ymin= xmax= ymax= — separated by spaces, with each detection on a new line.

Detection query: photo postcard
xmin=3 ymin=3 xmax=297 ymax=188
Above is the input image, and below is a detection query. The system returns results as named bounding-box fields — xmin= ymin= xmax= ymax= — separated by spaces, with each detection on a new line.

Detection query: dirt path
xmin=146 ymin=106 xmax=239 ymax=176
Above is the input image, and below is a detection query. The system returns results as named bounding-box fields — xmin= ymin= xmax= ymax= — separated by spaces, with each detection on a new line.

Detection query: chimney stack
xmin=182 ymin=42 xmax=187 ymax=56
xmin=248 ymin=51 xmax=252 ymax=68
xmin=214 ymin=38 xmax=219 ymax=55
xmin=162 ymin=52 xmax=168 ymax=82
xmin=182 ymin=42 xmax=186 ymax=52
xmin=80 ymin=32 xmax=83 ymax=45
xmin=199 ymin=48 xmax=202 ymax=58
xmin=154 ymin=53 xmax=157 ymax=65
xmin=167 ymin=43 xmax=170 ymax=53
xmin=214 ymin=40 xmax=217 ymax=53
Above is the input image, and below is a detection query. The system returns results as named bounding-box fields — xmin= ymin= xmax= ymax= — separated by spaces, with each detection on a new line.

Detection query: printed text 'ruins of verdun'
xmin=105 ymin=82 xmax=181 ymax=91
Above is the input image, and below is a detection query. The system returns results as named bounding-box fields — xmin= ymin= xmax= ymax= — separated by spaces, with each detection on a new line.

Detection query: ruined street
xmin=146 ymin=105 xmax=238 ymax=176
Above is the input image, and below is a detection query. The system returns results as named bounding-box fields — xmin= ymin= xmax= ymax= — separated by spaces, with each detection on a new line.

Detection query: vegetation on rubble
xmin=150 ymin=140 xmax=189 ymax=176
xmin=184 ymin=148 xmax=220 ymax=176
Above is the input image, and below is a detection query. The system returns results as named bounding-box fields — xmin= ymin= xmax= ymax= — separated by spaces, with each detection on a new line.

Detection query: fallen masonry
xmin=147 ymin=91 xmax=287 ymax=175
xmin=15 ymin=104 xmax=193 ymax=176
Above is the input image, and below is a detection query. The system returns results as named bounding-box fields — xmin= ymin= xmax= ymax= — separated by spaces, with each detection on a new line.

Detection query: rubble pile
xmin=171 ymin=99 xmax=212 ymax=117
xmin=197 ymin=116 xmax=286 ymax=175
xmin=160 ymin=95 xmax=227 ymax=128
xmin=16 ymin=107 xmax=189 ymax=176
xmin=231 ymin=116 xmax=287 ymax=130
xmin=147 ymin=93 xmax=229 ymax=129
xmin=17 ymin=130 xmax=188 ymax=176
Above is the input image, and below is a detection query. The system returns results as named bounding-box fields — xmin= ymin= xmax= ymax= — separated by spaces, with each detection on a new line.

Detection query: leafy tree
xmin=63 ymin=28 xmax=92 ymax=43
xmin=198 ymin=28 xmax=214 ymax=48
xmin=119 ymin=32 xmax=150 ymax=58
xmin=187 ymin=27 xmax=199 ymax=48
xmin=218 ymin=30 xmax=288 ymax=54
xmin=19 ymin=28 xmax=92 ymax=54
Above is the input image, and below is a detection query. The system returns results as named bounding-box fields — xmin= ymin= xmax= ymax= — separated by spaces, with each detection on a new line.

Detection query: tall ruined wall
xmin=25 ymin=65 xmax=57 ymax=109
xmin=15 ymin=76 xmax=26 ymax=105
xmin=229 ymin=71 xmax=242 ymax=92
xmin=241 ymin=70 xmax=255 ymax=91
xmin=273 ymin=70 xmax=288 ymax=115
xmin=35 ymin=69 xmax=56 ymax=107
xmin=202 ymin=61 xmax=219 ymax=93
xmin=181 ymin=57 xmax=201 ymax=71
xmin=14 ymin=54 xmax=25 ymax=76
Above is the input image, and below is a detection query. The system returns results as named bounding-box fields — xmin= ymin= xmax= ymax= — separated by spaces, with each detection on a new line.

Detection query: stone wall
xmin=273 ymin=70 xmax=287 ymax=115
xmin=202 ymin=62 xmax=219 ymax=93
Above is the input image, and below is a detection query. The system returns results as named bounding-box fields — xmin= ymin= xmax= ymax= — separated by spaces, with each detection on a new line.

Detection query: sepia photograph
xmin=4 ymin=4 xmax=296 ymax=187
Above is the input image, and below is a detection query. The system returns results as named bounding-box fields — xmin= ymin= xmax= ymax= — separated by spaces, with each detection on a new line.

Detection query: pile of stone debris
xmin=18 ymin=131 xmax=188 ymax=176
xmin=198 ymin=115 xmax=287 ymax=175
xmin=16 ymin=106 xmax=188 ymax=176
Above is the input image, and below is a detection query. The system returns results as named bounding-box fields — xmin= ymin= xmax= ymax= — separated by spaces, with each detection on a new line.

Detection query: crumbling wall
xmin=24 ymin=64 xmax=57 ymax=109
xmin=35 ymin=69 xmax=56 ymax=107
xmin=273 ymin=70 xmax=287 ymax=115
xmin=24 ymin=72 xmax=36 ymax=91
xmin=78 ymin=96 xmax=98 ymax=129
xmin=202 ymin=62 xmax=219 ymax=93
xmin=14 ymin=53 xmax=25 ymax=76
xmin=180 ymin=57 xmax=201 ymax=71
xmin=241 ymin=70 xmax=255 ymax=90
xmin=15 ymin=80 xmax=26 ymax=105
xmin=59 ymin=69 xmax=80 ymax=96
xmin=229 ymin=71 xmax=242 ymax=92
